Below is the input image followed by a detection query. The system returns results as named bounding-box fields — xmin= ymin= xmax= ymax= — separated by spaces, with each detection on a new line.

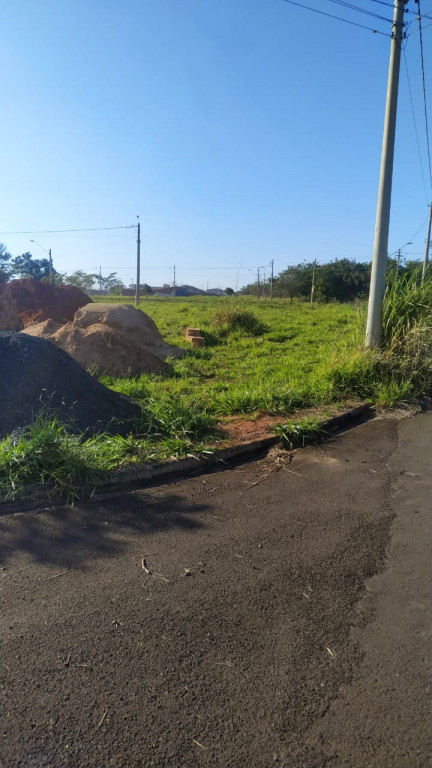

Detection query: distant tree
xmin=274 ymin=266 xmax=304 ymax=301
xmin=274 ymin=260 xmax=370 ymax=303
xmin=239 ymin=282 xmax=258 ymax=296
xmin=0 ymin=243 xmax=12 ymax=281
xmin=99 ymin=272 xmax=122 ymax=293
xmin=225 ymin=287 xmax=235 ymax=295
xmin=9 ymin=252 xmax=51 ymax=281
xmin=109 ymin=283 xmax=124 ymax=295
xmin=274 ymin=262 xmax=315 ymax=301
xmin=314 ymin=259 xmax=370 ymax=302
xmin=66 ymin=271 xmax=97 ymax=292
xmin=42 ymin=272 xmax=66 ymax=286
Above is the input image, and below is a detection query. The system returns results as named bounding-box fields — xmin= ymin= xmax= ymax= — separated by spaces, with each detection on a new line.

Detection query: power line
xmin=369 ymin=0 xmax=400 ymax=8
xmin=279 ymin=0 xmax=390 ymax=35
xmin=408 ymin=212 xmax=430 ymax=241
xmin=403 ymin=49 xmax=430 ymax=204
xmin=416 ymin=0 xmax=432 ymax=193
xmin=404 ymin=11 xmax=432 ymax=37
xmin=0 ymin=225 xmax=136 ymax=235
xmin=326 ymin=0 xmax=394 ymax=24
xmin=91 ymin=265 xmax=269 ymax=272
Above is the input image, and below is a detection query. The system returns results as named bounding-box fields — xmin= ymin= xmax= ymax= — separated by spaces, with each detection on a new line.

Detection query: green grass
xmin=0 ymin=417 xmax=126 ymax=503
xmin=2 ymin=288 xmax=432 ymax=501
xmin=106 ymin=296 xmax=366 ymax=418
xmin=273 ymin=416 xmax=327 ymax=448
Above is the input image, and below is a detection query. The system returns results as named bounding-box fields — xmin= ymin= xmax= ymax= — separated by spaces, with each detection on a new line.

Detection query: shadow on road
xmin=0 ymin=490 xmax=210 ymax=569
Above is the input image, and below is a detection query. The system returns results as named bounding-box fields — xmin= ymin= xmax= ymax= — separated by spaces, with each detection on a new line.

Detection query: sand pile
xmin=0 ymin=332 xmax=141 ymax=439
xmin=0 ymin=282 xmax=22 ymax=332
xmin=22 ymin=303 xmax=184 ymax=377
xmin=73 ymin=304 xmax=185 ymax=360
xmin=9 ymin=279 xmax=92 ymax=327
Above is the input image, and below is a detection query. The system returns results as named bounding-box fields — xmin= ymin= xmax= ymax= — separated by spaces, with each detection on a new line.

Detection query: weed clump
xmin=273 ymin=416 xmax=326 ymax=448
xmin=210 ymin=307 xmax=267 ymax=337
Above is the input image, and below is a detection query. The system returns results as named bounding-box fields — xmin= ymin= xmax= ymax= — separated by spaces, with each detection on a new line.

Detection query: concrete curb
xmin=100 ymin=404 xmax=373 ymax=492
xmin=0 ymin=403 xmax=373 ymax=513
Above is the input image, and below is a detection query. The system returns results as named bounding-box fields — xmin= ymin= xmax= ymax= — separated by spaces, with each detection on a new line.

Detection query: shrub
xmin=210 ymin=307 xmax=267 ymax=336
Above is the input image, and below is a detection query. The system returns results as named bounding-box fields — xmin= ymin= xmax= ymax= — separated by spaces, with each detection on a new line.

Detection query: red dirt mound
xmin=8 ymin=280 xmax=92 ymax=327
xmin=0 ymin=281 xmax=22 ymax=332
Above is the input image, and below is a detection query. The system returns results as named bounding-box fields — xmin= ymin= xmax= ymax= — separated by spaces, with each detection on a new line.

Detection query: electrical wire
xmin=326 ymin=0 xmax=394 ymax=24
xmin=408 ymin=212 xmax=430 ymax=242
xmin=0 ymin=225 xmax=136 ymax=235
xmin=279 ymin=0 xmax=390 ymax=35
xmin=369 ymin=0 xmax=399 ymax=8
xmin=416 ymin=0 xmax=432 ymax=193
xmin=403 ymin=49 xmax=430 ymax=204
xmin=404 ymin=11 xmax=432 ymax=37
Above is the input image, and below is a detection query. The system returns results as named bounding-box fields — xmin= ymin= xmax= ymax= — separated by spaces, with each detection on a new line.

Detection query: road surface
xmin=1 ymin=412 xmax=431 ymax=767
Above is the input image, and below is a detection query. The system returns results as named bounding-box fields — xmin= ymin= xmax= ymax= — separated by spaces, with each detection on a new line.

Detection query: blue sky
xmin=1 ymin=0 xmax=431 ymax=290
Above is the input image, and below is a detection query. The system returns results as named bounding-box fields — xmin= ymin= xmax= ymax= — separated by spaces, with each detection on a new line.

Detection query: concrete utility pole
xmin=365 ymin=0 xmax=407 ymax=348
xmin=257 ymin=267 xmax=260 ymax=299
xmin=310 ymin=259 xmax=316 ymax=304
xmin=270 ymin=259 xmax=274 ymax=299
xmin=173 ymin=265 xmax=176 ymax=298
xmin=422 ymin=203 xmax=432 ymax=283
xmin=135 ymin=218 xmax=141 ymax=307
xmin=396 ymin=249 xmax=401 ymax=274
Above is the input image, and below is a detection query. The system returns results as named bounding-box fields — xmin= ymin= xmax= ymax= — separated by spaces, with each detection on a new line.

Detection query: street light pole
xmin=30 ymin=239 xmax=54 ymax=284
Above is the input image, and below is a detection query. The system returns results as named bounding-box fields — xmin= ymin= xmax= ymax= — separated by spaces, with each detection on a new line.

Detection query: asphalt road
xmin=1 ymin=412 xmax=431 ymax=768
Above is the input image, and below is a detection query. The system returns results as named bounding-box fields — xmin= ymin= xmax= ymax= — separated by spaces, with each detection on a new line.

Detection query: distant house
xmin=152 ymin=286 xmax=175 ymax=297
xmin=152 ymin=284 xmax=207 ymax=298
xmin=122 ymin=284 xmax=226 ymax=298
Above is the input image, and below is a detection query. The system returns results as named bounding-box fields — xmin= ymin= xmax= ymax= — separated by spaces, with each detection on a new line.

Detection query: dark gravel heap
xmin=0 ymin=332 xmax=141 ymax=439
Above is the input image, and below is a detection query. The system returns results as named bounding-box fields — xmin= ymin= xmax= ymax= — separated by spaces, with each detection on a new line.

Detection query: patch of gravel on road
xmin=0 ymin=331 xmax=141 ymax=438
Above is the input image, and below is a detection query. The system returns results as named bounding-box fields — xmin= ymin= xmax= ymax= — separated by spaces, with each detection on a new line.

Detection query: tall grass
xmin=382 ymin=268 xmax=432 ymax=349
xmin=329 ymin=269 xmax=432 ymax=408
xmin=0 ymin=410 xmax=219 ymax=503
xmin=0 ymin=417 xmax=130 ymax=503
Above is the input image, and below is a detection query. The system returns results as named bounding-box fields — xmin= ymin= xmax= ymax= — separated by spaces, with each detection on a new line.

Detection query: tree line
xmin=241 ymin=258 xmax=427 ymax=302
xmin=0 ymin=244 xmax=122 ymax=293
xmin=1 ymin=245 xmax=427 ymax=301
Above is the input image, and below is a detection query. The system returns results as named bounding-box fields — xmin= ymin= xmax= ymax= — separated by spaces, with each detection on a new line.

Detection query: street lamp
xmin=30 ymin=239 xmax=54 ymax=284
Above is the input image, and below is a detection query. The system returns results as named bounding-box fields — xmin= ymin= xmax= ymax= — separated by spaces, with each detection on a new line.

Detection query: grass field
xmin=2 ymin=289 xmax=431 ymax=502
xmin=102 ymin=296 xmax=366 ymax=417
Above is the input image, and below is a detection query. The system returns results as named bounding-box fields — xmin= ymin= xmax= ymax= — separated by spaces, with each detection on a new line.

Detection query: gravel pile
xmin=0 ymin=332 xmax=141 ymax=439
